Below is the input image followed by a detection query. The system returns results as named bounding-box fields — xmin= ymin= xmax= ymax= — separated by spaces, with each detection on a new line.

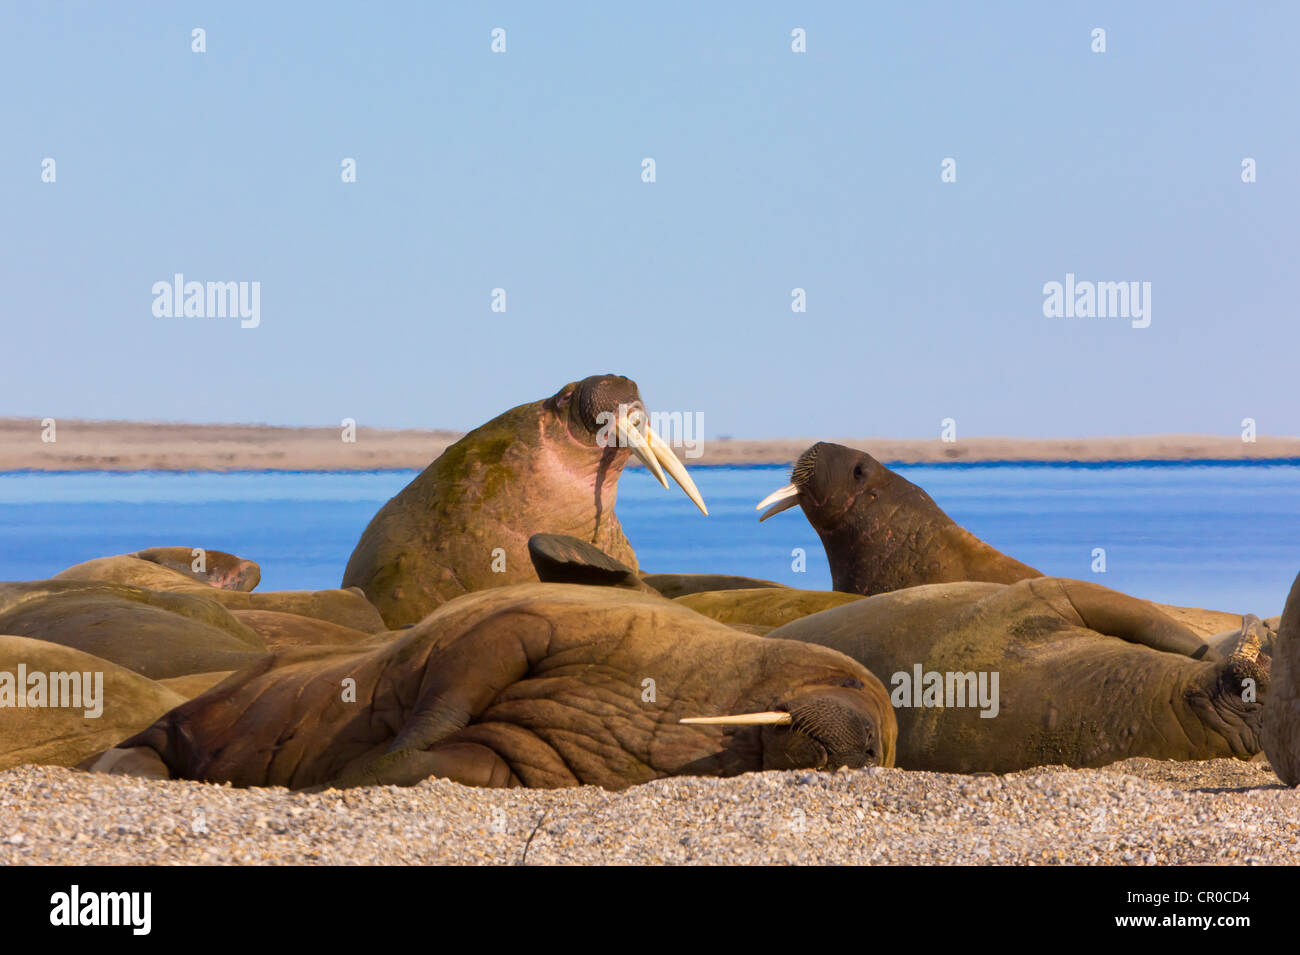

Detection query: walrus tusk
xmin=680 ymin=711 xmax=793 ymax=726
xmin=645 ymin=425 xmax=708 ymax=516
xmin=756 ymin=484 xmax=801 ymax=522
xmin=1227 ymin=614 xmax=1264 ymax=665
xmin=617 ymin=415 xmax=669 ymax=489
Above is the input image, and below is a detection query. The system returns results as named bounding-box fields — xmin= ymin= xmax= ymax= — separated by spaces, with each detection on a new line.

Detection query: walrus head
xmin=756 ymin=441 xmax=1040 ymax=595
xmin=682 ymin=681 xmax=889 ymax=770
xmin=547 ymin=374 xmax=707 ymax=515
xmin=132 ymin=546 xmax=261 ymax=592
xmin=756 ymin=442 xmax=922 ymax=528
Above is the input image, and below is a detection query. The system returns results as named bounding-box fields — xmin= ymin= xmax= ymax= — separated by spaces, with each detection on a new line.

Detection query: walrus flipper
xmin=1047 ymin=579 xmax=1210 ymax=659
xmin=1204 ymin=615 xmax=1277 ymax=661
xmin=320 ymin=608 xmax=556 ymax=789
xmin=1183 ymin=615 xmax=1270 ymax=759
xmin=527 ymin=533 xmax=655 ymax=592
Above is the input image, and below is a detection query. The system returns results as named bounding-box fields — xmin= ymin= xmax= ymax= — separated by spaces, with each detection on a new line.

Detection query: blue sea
xmin=1 ymin=463 xmax=1297 ymax=616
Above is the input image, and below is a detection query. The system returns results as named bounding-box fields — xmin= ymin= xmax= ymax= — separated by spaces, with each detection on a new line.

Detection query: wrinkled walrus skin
xmin=99 ymin=584 xmax=896 ymax=790
xmin=1263 ymin=569 xmax=1300 ymax=785
xmin=343 ymin=375 xmax=706 ymax=628
xmin=767 ymin=577 xmax=1270 ymax=774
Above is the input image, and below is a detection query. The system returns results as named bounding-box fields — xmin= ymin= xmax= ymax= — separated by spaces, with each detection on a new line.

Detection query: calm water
xmin=0 ymin=464 xmax=1297 ymax=615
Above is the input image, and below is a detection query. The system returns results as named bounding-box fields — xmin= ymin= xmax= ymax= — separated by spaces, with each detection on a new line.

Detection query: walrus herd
xmin=3 ymin=373 xmax=1299 ymax=791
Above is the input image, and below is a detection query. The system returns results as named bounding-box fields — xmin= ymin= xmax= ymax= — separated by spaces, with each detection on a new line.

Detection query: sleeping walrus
xmin=343 ymin=375 xmax=708 ymax=627
xmin=90 ymin=584 xmax=895 ymax=789
xmin=54 ymin=551 xmax=387 ymax=633
xmin=0 ymin=579 xmax=267 ymax=680
xmin=766 ymin=576 xmax=1271 ymax=773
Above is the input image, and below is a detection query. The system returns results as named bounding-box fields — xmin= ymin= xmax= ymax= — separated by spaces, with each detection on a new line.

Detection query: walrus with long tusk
xmin=342 ymin=374 xmax=707 ymax=627
xmin=87 ymin=584 xmax=895 ymax=789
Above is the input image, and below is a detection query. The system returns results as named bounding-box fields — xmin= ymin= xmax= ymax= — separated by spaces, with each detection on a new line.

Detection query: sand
xmin=0 ymin=758 xmax=1294 ymax=865
xmin=3 ymin=418 xmax=1299 ymax=471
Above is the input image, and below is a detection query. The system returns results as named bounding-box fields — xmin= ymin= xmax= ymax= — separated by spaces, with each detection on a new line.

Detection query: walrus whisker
xmin=680 ymin=711 xmax=793 ymax=726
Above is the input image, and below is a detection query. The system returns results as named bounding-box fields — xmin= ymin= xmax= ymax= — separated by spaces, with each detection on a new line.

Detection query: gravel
xmin=0 ymin=758 xmax=1295 ymax=865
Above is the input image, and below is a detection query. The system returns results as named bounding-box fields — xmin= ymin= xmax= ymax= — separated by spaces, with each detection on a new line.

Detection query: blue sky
xmin=2 ymin=2 xmax=1296 ymax=438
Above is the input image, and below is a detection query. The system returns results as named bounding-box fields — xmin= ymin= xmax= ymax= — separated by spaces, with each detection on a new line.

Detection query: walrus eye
xmin=853 ymin=463 xmax=866 ymax=480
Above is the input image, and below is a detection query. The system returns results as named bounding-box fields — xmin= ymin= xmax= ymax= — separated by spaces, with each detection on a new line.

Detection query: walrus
xmin=90 ymin=584 xmax=895 ymax=790
xmin=758 ymin=442 xmax=1040 ymax=594
xmin=0 ymin=579 xmax=267 ymax=680
xmin=757 ymin=442 xmax=1262 ymax=637
xmin=766 ymin=576 xmax=1271 ymax=773
xmin=342 ymin=375 xmax=708 ymax=627
xmin=55 ymin=547 xmax=260 ymax=592
xmin=55 ymin=554 xmax=386 ymax=633
xmin=131 ymin=547 xmax=261 ymax=591
xmin=1263 ymin=569 xmax=1300 ymax=785
xmin=0 ymin=635 xmax=186 ymax=771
